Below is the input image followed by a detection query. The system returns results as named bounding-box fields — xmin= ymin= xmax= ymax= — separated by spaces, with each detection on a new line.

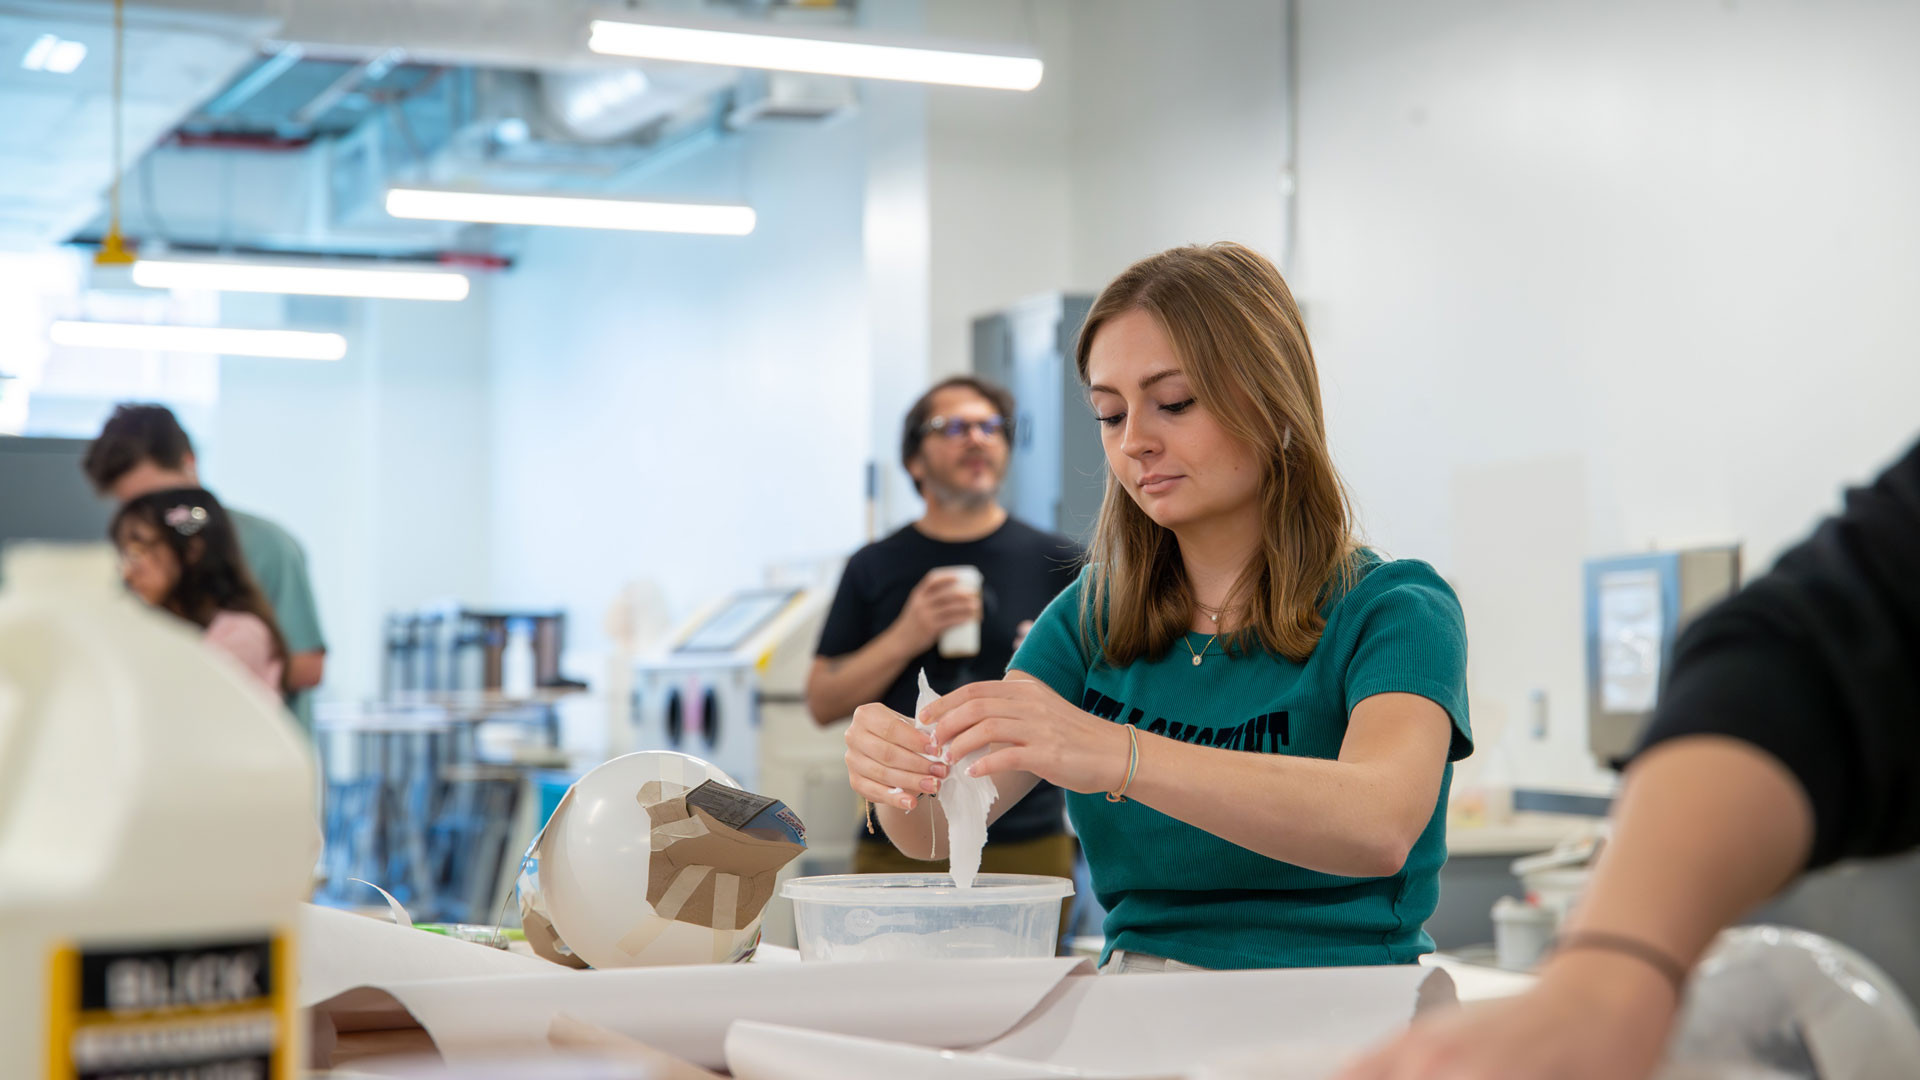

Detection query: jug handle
xmin=0 ymin=668 xmax=26 ymax=828
xmin=0 ymin=622 xmax=59 ymax=828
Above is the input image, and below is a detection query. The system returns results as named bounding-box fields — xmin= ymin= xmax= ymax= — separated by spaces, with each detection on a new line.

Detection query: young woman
xmin=843 ymin=242 xmax=1472 ymax=971
xmin=113 ymin=487 xmax=290 ymax=695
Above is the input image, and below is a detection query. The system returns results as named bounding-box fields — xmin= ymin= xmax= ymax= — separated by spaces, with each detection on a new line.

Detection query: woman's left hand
xmin=922 ymin=677 xmax=1131 ymax=795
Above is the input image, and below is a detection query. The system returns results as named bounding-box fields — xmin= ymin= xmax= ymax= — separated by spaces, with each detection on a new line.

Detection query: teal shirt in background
xmin=231 ymin=509 xmax=325 ymax=731
xmin=1010 ymin=552 xmax=1471 ymax=971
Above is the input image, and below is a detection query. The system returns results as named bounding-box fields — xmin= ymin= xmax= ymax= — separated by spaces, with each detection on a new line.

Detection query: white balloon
xmin=538 ymin=750 xmax=762 ymax=968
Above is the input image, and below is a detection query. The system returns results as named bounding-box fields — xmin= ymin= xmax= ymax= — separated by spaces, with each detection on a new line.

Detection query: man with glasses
xmin=808 ymin=376 xmax=1082 ymax=886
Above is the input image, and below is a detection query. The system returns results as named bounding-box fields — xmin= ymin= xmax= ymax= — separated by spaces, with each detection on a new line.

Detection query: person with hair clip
xmin=112 ymin=487 xmax=292 ymax=696
xmin=842 ymin=242 xmax=1473 ymax=972
xmin=85 ymin=404 xmax=325 ymax=725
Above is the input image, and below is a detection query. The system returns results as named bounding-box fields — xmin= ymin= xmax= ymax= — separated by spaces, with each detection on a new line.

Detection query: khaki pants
xmin=853 ymin=832 xmax=1079 ymax=945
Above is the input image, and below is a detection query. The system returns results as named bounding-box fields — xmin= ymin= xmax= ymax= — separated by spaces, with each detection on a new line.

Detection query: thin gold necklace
xmin=1182 ymin=631 xmax=1216 ymax=667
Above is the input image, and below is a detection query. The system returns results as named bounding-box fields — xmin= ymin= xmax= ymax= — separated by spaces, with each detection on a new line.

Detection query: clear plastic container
xmin=782 ymin=873 xmax=1073 ymax=962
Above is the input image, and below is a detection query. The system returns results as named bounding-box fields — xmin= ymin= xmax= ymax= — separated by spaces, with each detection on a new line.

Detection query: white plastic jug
xmin=0 ymin=544 xmax=319 ymax=1078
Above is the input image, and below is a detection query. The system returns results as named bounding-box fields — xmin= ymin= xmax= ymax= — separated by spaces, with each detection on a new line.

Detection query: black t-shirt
xmin=1636 ymin=435 xmax=1920 ymax=869
xmin=818 ymin=517 xmax=1083 ymax=844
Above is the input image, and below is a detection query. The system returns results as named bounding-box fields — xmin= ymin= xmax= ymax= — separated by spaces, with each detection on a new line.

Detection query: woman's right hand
xmin=845 ymin=702 xmax=950 ymax=812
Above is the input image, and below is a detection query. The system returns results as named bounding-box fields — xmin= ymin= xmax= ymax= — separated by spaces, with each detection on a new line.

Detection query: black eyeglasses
xmin=923 ymin=415 xmax=1009 ymax=440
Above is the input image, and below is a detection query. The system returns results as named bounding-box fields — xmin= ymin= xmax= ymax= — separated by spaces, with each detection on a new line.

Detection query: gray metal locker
xmin=971 ymin=293 xmax=1104 ymax=546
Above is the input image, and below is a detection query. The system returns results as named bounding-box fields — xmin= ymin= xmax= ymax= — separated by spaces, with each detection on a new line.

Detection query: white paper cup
xmin=934 ymin=565 xmax=984 ymax=658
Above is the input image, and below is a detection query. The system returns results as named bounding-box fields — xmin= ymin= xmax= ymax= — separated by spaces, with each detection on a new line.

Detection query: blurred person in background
xmin=808 ymin=375 xmax=1083 ymax=891
xmin=113 ymin=487 xmax=290 ymax=696
xmin=1341 ymin=436 xmax=1920 ymax=1079
xmin=84 ymin=404 xmax=326 ymax=727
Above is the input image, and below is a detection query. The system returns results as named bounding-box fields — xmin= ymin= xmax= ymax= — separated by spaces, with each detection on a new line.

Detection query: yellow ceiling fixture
xmin=95 ymin=0 xmax=134 ymax=266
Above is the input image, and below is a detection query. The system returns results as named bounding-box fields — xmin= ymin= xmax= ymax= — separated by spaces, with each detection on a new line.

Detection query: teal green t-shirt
xmin=231 ymin=509 xmax=325 ymax=731
xmin=1009 ymin=552 xmax=1471 ymax=970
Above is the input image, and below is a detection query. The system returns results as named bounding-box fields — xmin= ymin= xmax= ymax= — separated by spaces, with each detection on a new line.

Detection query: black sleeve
xmin=1635 ymin=437 xmax=1920 ymax=869
xmin=816 ymin=550 xmax=874 ymax=659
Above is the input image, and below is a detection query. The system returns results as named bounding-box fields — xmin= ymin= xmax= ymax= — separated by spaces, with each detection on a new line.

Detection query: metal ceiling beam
xmin=201 ymin=42 xmax=304 ymax=117
xmin=268 ymin=0 xmax=616 ymax=72
xmin=292 ymin=44 xmax=404 ymax=126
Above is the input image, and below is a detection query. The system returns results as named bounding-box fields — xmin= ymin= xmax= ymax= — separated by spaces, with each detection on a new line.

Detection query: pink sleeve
xmin=205 ymin=612 xmax=285 ymax=692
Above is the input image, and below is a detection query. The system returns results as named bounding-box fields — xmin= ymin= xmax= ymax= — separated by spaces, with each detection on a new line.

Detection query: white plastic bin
xmin=1492 ymin=895 xmax=1558 ymax=971
xmin=782 ymin=873 xmax=1073 ymax=962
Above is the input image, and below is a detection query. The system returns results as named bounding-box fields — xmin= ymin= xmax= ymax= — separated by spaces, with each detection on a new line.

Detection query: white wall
xmin=484 ymin=117 xmax=872 ymax=656
xmin=204 ymin=289 xmax=493 ymax=702
xmin=862 ymin=67 xmax=935 ymax=534
xmin=923 ymin=0 xmax=1285 ymax=369
xmin=1065 ymin=0 xmax=1289 ymax=287
xmin=1295 ymin=0 xmax=1920 ymax=791
xmin=925 ymin=0 xmax=1075 ymax=382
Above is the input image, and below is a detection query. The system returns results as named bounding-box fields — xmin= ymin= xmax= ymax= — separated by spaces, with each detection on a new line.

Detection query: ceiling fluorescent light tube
xmin=131 ymin=258 xmax=471 ymax=301
xmin=45 ymin=39 xmax=87 ymax=74
xmin=385 ymin=188 xmax=755 ymax=235
xmin=587 ymin=19 xmax=1043 ymax=91
xmin=21 ymin=34 xmax=59 ymax=71
xmin=49 ymin=321 xmax=347 ymax=361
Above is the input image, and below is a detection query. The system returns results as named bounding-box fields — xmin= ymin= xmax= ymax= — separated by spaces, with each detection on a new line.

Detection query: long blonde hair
xmin=1076 ymin=242 xmax=1358 ymax=666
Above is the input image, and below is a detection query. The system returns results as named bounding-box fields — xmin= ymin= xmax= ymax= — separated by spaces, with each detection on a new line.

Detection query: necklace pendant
xmin=1192 ymin=654 xmax=1203 ymax=666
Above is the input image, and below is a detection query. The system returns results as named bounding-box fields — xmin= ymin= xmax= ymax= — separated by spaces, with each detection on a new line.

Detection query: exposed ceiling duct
xmin=540 ymin=62 xmax=739 ymax=143
xmin=0 ymin=0 xmax=277 ymax=249
xmin=11 ymin=0 xmax=860 ymax=257
xmin=268 ymin=0 xmax=652 ymax=72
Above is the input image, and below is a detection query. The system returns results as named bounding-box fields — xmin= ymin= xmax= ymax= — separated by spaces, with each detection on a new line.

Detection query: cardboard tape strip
xmin=710 ymin=872 xmax=739 ymax=963
xmin=614 ymin=864 xmax=711 ymax=957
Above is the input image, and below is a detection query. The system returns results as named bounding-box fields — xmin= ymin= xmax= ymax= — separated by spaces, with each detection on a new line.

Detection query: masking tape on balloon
xmin=637 ymin=779 xmax=695 ymax=814
xmin=710 ymin=872 xmax=739 ymax=963
xmin=650 ymin=815 xmax=710 ymax=850
xmin=614 ymin=864 xmax=711 ymax=957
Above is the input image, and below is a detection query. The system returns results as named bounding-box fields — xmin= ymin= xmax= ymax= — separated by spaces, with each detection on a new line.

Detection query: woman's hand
xmin=1335 ymin=951 xmax=1678 ymax=1080
xmin=921 ymin=677 xmax=1131 ymax=795
xmin=844 ymin=702 xmax=949 ymax=812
